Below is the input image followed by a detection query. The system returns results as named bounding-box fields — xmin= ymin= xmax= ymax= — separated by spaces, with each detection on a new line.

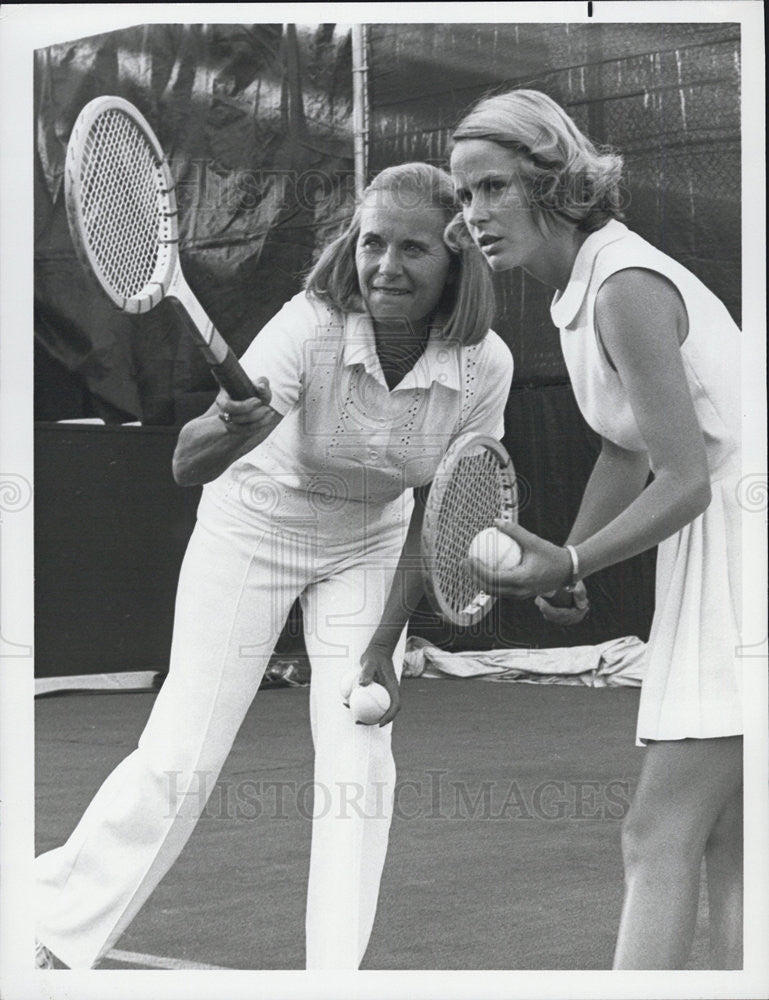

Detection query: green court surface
xmin=35 ymin=679 xmax=712 ymax=970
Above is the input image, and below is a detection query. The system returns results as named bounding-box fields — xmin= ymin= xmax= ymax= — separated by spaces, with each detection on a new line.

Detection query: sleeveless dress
xmin=550 ymin=220 xmax=742 ymax=745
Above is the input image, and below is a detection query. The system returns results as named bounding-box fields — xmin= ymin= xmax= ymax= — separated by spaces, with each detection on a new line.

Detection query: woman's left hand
xmin=464 ymin=520 xmax=573 ymax=599
xmin=534 ymin=581 xmax=590 ymax=624
xmin=358 ymin=645 xmax=401 ymax=726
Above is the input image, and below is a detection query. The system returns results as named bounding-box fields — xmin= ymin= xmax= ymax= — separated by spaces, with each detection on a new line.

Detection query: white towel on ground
xmin=403 ymin=635 xmax=646 ymax=688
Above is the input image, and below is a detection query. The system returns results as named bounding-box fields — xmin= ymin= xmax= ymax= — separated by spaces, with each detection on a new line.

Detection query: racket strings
xmin=433 ymin=450 xmax=505 ymax=614
xmin=78 ymin=110 xmax=166 ymax=300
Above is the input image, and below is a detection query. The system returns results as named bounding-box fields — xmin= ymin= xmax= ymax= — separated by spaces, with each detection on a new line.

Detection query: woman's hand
xmin=352 ymin=489 xmax=426 ymax=726
xmin=215 ymin=379 xmax=274 ymax=433
xmin=464 ymin=519 xmax=573 ymax=599
xmin=172 ymin=378 xmax=282 ymax=486
xmin=534 ymin=581 xmax=590 ymax=625
xmin=358 ymin=644 xmax=401 ymax=726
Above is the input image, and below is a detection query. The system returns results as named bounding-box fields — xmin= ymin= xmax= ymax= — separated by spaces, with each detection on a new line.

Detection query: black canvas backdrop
xmin=367 ymin=21 xmax=741 ymax=380
xmin=33 ymin=23 xmax=739 ymax=672
xmin=34 ymin=22 xmax=741 ymax=417
xmin=34 ymin=23 xmax=356 ymax=424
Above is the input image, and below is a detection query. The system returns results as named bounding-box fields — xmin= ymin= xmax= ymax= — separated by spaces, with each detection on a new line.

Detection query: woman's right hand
xmin=215 ymin=379 xmax=275 ymax=433
xmin=534 ymin=581 xmax=590 ymax=625
xmin=172 ymin=377 xmax=281 ymax=486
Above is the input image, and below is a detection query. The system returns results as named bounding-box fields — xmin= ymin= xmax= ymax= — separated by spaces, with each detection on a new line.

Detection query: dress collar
xmin=550 ymin=219 xmax=629 ymax=328
xmin=342 ymin=311 xmax=461 ymax=391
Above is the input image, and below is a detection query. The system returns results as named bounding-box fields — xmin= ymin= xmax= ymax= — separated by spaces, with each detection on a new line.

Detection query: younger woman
xmin=451 ymin=89 xmax=742 ymax=969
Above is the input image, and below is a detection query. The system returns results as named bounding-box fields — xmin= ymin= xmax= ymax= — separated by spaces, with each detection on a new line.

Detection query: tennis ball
xmin=339 ymin=667 xmax=363 ymax=707
xmin=467 ymin=526 xmax=523 ymax=572
xmin=348 ymin=682 xmax=391 ymax=725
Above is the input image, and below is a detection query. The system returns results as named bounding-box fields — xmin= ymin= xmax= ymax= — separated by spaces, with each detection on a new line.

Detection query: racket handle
xmin=164 ymin=290 xmax=259 ymax=401
xmin=210 ymin=348 xmax=259 ymax=401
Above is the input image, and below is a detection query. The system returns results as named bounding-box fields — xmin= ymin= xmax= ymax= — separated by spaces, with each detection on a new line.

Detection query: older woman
xmin=35 ymin=162 xmax=513 ymax=970
xmin=451 ymin=89 xmax=742 ymax=970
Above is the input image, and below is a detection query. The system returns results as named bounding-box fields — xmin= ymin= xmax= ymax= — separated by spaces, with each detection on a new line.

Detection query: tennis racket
xmin=422 ymin=434 xmax=518 ymax=626
xmin=65 ymin=95 xmax=258 ymax=400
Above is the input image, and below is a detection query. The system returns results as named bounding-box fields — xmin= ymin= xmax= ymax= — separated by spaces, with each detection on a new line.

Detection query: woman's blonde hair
xmin=451 ymin=89 xmax=625 ymax=232
xmin=305 ymin=162 xmax=496 ymax=345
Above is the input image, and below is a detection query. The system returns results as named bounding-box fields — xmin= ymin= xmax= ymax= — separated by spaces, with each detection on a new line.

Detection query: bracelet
xmin=564 ymin=544 xmax=580 ymax=592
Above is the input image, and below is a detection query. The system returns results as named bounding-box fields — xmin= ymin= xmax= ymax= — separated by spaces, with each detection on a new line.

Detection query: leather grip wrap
xmin=210 ymin=348 xmax=258 ymax=400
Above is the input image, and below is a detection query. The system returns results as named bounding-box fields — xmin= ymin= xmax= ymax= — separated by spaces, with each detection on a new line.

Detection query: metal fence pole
xmin=351 ymin=24 xmax=369 ymax=199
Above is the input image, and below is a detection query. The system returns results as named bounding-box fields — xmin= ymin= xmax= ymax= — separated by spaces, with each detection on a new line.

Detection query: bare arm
xmin=536 ymin=438 xmax=650 ymax=618
xmin=470 ymin=269 xmax=711 ymax=598
xmin=573 ymin=269 xmax=710 ymax=577
xmin=172 ymin=378 xmax=282 ymax=486
xmin=565 ymin=437 xmax=651 ymax=547
xmin=358 ymin=486 xmax=429 ymax=725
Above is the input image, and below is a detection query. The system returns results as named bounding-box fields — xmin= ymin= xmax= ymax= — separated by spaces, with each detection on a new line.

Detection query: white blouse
xmin=236 ymin=292 xmax=513 ymax=503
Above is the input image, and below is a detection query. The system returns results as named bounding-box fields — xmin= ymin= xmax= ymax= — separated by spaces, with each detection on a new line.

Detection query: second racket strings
xmin=433 ymin=448 xmax=510 ymax=618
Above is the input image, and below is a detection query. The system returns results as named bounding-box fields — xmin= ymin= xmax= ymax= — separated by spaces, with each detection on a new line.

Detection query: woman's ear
xmin=444 ymin=212 xmax=474 ymax=252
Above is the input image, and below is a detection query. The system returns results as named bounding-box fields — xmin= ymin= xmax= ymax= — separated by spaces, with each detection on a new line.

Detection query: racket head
xmin=422 ymin=434 xmax=518 ymax=626
xmin=65 ymin=96 xmax=178 ymax=314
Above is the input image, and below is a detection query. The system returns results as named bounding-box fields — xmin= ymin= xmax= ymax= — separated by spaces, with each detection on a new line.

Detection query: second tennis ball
xmin=348 ymin=682 xmax=391 ymax=725
xmin=467 ymin=526 xmax=523 ymax=572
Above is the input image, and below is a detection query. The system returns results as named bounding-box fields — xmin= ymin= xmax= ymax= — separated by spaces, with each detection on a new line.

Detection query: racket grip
xmin=210 ymin=349 xmax=259 ymax=401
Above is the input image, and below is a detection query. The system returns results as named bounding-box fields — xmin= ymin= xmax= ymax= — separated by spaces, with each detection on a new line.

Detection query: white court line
xmin=35 ymin=671 xmax=160 ymax=696
xmin=105 ymin=948 xmax=231 ymax=971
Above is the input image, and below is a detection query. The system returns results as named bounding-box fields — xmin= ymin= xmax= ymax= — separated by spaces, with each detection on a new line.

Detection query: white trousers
xmin=35 ymin=465 xmax=411 ymax=970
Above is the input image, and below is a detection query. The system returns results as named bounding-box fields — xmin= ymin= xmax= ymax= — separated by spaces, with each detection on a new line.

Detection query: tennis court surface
xmin=35 ymin=678 xmax=712 ymax=970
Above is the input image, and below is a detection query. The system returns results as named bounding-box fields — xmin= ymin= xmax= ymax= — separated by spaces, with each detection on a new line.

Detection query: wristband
xmin=564 ymin=544 xmax=580 ymax=592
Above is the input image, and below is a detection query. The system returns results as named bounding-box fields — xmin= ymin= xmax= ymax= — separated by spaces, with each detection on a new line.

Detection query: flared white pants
xmin=35 ymin=464 xmax=411 ymax=970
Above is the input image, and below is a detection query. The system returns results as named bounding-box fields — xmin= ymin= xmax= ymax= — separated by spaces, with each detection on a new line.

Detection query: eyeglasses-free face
xmin=451 ymin=138 xmax=546 ymax=274
xmin=355 ymin=191 xmax=452 ymax=330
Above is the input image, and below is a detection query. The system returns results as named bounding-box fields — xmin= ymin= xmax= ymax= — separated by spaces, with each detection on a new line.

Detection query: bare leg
xmin=613 ymin=736 xmax=743 ymax=969
xmin=705 ymin=783 xmax=743 ymax=968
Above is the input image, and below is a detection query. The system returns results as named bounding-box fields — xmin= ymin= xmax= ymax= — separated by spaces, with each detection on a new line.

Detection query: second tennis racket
xmin=422 ymin=434 xmax=519 ymax=626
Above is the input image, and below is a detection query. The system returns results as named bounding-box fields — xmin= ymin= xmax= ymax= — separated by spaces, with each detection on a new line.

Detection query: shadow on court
xmin=35 ymin=680 xmax=711 ymax=970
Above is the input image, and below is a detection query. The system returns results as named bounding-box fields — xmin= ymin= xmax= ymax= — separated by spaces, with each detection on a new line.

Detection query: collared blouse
xmin=236 ymin=291 xmax=513 ymax=503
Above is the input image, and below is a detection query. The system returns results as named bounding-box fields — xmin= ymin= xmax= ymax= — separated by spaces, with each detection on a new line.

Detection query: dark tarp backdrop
xmin=33 ymin=22 xmax=740 ymax=672
xmin=34 ymin=22 xmax=356 ymax=424
xmin=34 ymin=22 xmax=741 ymax=419
xmin=367 ymin=21 xmax=741 ymax=380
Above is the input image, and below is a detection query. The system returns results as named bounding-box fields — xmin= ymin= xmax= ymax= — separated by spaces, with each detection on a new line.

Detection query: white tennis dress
xmin=550 ymin=220 xmax=742 ymax=745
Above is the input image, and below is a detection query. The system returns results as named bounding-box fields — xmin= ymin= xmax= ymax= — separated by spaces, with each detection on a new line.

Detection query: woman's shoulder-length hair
xmin=304 ymin=162 xmax=496 ymax=346
xmin=451 ymin=88 xmax=625 ymax=233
